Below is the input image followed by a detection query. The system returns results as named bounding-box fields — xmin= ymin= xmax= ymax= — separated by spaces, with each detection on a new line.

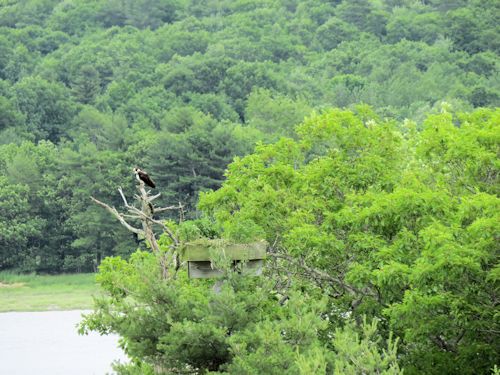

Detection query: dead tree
xmin=91 ymin=180 xmax=182 ymax=279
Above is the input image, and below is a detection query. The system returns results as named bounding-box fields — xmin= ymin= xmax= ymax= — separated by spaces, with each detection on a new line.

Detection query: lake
xmin=0 ymin=310 xmax=128 ymax=375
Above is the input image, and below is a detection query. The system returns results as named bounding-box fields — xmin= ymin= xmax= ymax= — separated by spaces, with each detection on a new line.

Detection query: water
xmin=0 ymin=310 xmax=128 ymax=375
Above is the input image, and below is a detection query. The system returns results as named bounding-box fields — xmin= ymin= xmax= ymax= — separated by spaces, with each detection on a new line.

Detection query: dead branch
xmin=149 ymin=193 xmax=161 ymax=201
xmin=135 ymin=209 xmax=179 ymax=247
xmin=90 ymin=196 xmax=143 ymax=236
xmin=118 ymin=187 xmax=130 ymax=207
xmin=155 ymin=204 xmax=184 ymax=213
xmin=114 ymin=186 xmax=179 ymax=247
xmin=91 ymin=179 xmax=182 ymax=279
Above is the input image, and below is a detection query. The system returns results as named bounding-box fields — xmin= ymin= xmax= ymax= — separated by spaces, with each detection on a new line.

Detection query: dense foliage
xmin=80 ymin=107 xmax=499 ymax=374
xmin=198 ymin=107 xmax=499 ymax=374
xmin=1 ymin=0 xmax=499 ymax=272
xmin=81 ymin=250 xmax=403 ymax=375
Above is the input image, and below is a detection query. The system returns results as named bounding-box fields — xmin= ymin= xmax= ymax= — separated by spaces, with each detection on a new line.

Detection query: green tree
xmin=245 ymin=88 xmax=312 ymax=138
xmin=0 ymin=141 xmax=63 ymax=272
xmin=144 ymin=107 xmax=256 ymax=212
xmin=199 ymin=108 xmax=500 ymax=374
xmin=0 ymin=176 xmax=44 ymax=270
xmin=315 ymin=17 xmax=358 ymax=51
xmin=386 ymin=7 xmax=443 ymax=44
xmin=80 ymin=250 xmax=402 ymax=374
xmin=70 ymin=107 xmax=129 ymax=151
xmin=123 ymin=0 xmax=183 ymax=29
xmin=13 ymin=76 xmax=77 ymax=142
xmin=221 ymin=61 xmax=285 ymax=119
xmin=0 ymin=35 xmax=14 ymax=79
xmin=56 ymin=141 xmax=138 ymax=267
xmin=445 ymin=2 xmax=500 ymax=54
xmin=0 ymin=95 xmax=24 ymax=131
xmin=3 ymin=45 xmax=35 ymax=82
xmin=71 ymin=64 xmax=101 ymax=104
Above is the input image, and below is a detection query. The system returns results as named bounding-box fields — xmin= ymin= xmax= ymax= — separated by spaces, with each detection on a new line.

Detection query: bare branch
xmin=92 ymin=179 xmax=182 ymax=280
xmin=90 ymin=196 xmax=143 ymax=235
xmin=148 ymin=193 xmax=161 ymax=201
xmin=127 ymin=184 xmax=179 ymax=246
xmin=155 ymin=205 xmax=184 ymax=213
xmin=125 ymin=205 xmax=143 ymax=216
xmin=117 ymin=187 xmax=130 ymax=207
xmin=133 ymin=209 xmax=179 ymax=247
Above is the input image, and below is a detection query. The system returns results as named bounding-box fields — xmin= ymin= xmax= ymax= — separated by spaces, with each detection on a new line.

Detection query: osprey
xmin=134 ymin=167 xmax=156 ymax=188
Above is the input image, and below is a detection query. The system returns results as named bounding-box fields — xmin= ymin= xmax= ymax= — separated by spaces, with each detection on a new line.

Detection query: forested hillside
xmin=0 ymin=0 xmax=498 ymax=274
xmin=1 ymin=1 xmax=498 ymax=374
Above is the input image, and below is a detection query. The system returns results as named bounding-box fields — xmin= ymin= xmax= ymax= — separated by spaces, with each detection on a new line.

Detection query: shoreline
xmin=0 ymin=273 xmax=98 ymax=313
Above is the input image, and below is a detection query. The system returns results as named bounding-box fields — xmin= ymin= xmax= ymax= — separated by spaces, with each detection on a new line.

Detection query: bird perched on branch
xmin=133 ymin=167 xmax=156 ymax=188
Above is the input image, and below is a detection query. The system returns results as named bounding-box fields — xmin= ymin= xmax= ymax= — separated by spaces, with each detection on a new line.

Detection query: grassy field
xmin=0 ymin=272 xmax=99 ymax=312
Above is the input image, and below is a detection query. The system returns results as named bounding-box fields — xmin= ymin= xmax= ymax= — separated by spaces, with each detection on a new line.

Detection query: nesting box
xmin=182 ymin=240 xmax=267 ymax=279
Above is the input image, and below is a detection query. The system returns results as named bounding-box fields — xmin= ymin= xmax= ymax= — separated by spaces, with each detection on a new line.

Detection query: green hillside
xmin=0 ymin=1 xmax=498 ymax=374
xmin=1 ymin=0 xmax=498 ymax=274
